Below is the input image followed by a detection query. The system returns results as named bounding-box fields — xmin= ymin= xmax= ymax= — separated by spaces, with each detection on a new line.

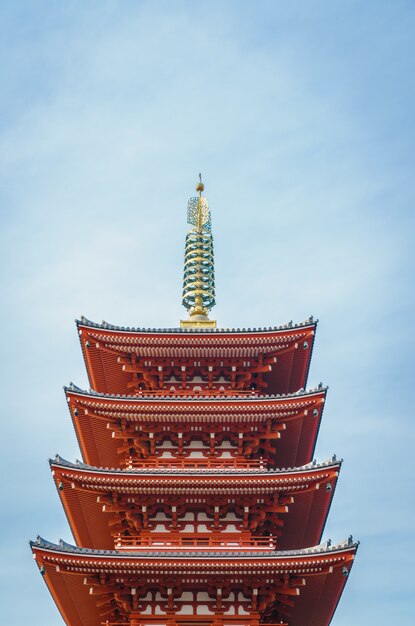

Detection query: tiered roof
xmin=76 ymin=317 xmax=317 ymax=396
xmin=51 ymin=455 xmax=340 ymax=551
xmin=31 ymin=536 xmax=358 ymax=626
xmin=31 ymin=317 xmax=355 ymax=626
xmin=66 ymin=384 xmax=326 ymax=469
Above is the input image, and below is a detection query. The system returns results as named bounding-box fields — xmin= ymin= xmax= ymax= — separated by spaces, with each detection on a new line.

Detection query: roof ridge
xmin=30 ymin=534 xmax=359 ymax=557
xmin=76 ymin=315 xmax=318 ymax=334
xmin=49 ymin=454 xmax=342 ymax=474
xmin=63 ymin=383 xmax=328 ymax=401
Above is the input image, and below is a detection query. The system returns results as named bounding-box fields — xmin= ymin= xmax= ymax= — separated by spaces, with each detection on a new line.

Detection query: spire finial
xmin=180 ymin=175 xmax=216 ymax=328
xmin=195 ymin=172 xmax=204 ymax=194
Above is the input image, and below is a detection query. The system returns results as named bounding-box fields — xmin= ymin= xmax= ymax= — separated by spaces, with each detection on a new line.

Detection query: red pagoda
xmin=31 ymin=177 xmax=358 ymax=626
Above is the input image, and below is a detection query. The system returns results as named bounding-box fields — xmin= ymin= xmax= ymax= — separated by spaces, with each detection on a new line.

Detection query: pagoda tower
xmin=31 ymin=177 xmax=358 ymax=626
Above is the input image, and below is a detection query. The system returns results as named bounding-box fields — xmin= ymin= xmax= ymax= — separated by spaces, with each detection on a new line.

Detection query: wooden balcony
xmin=102 ymin=618 xmax=287 ymax=626
xmin=126 ymin=457 xmax=267 ymax=470
xmin=130 ymin=388 xmax=260 ymax=397
xmin=114 ymin=533 xmax=276 ymax=551
xmin=101 ymin=615 xmax=288 ymax=626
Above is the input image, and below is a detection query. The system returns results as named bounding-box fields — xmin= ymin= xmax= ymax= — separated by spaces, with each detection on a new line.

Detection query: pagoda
xmin=31 ymin=176 xmax=358 ymax=626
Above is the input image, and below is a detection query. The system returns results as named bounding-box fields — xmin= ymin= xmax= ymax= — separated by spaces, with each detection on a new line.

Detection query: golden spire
xmin=180 ymin=174 xmax=217 ymax=328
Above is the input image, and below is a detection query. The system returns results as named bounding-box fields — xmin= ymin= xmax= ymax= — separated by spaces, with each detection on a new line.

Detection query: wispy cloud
xmin=1 ymin=2 xmax=414 ymax=624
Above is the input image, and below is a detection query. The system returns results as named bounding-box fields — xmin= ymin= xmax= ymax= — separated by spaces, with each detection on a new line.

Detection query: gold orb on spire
xmin=195 ymin=172 xmax=204 ymax=193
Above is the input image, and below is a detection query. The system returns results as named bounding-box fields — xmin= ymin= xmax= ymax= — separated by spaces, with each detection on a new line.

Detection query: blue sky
xmin=1 ymin=1 xmax=414 ymax=624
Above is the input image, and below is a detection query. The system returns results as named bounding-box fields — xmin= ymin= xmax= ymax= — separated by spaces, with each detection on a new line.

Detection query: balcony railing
xmin=126 ymin=457 xmax=267 ymax=470
xmin=132 ymin=389 xmax=260 ymax=397
xmin=114 ymin=534 xmax=276 ymax=551
xmin=101 ymin=615 xmax=288 ymax=626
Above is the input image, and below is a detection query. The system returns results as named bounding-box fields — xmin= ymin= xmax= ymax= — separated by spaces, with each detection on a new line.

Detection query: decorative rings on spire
xmin=182 ymin=188 xmax=216 ymax=318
